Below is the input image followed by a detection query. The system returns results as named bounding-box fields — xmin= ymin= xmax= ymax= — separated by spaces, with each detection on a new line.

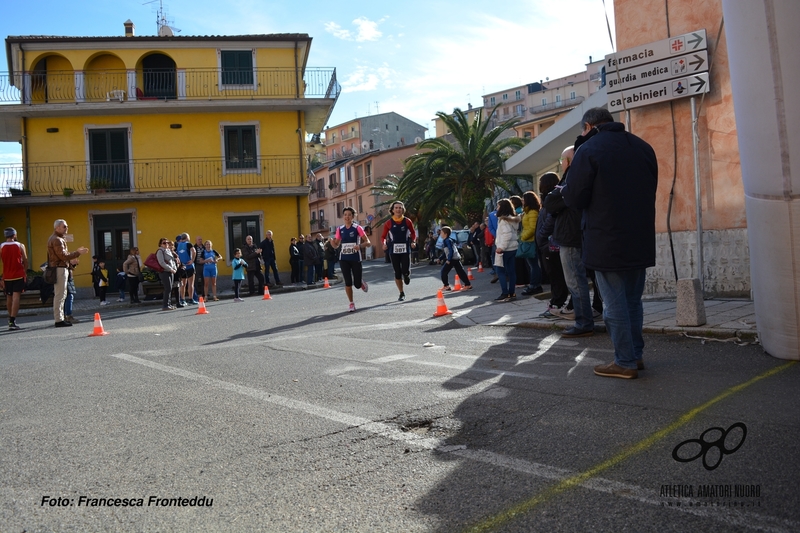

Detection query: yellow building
xmin=0 ymin=24 xmax=339 ymax=288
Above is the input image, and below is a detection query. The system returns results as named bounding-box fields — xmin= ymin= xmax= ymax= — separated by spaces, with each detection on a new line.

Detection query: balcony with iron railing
xmin=341 ymin=130 xmax=360 ymax=140
xmin=528 ymin=95 xmax=585 ymax=115
xmin=309 ymin=188 xmax=327 ymax=201
xmin=0 ymin=67 xmax=340 ymax=104
xmin=0 ymin=156 xmax=305 ymax=198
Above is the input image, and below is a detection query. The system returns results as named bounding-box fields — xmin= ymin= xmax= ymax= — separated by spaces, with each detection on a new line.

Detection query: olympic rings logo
xmin=672 ymin=422 xmax=747 ymax=471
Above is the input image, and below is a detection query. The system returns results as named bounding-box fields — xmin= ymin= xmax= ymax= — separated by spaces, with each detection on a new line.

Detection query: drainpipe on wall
xmin=294 ymin=41 xmax=300 ymax=99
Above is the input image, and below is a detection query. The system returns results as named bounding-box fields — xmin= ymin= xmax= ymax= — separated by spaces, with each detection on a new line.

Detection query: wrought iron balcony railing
xmin=528 ymin=95 xmax=585 ymax=115
xmin=0 ymin=67 xmax=340 ymax=104
xmin=0 ymin=156 xmax=305 ymax=196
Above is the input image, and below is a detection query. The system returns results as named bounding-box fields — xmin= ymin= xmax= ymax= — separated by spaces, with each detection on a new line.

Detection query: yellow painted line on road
xmin=464 ymin=360 xmax=798 ymax=533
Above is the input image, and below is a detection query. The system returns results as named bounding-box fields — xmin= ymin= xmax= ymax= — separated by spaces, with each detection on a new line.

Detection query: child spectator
xmin=97 ymin=259 xmax=109 ymax=305
xmin=439 ymin=226 xmax=472 ymax=292
xmin=116 ymin=265 xmax=126 ymax=302
xmin=231 ymin=248 xmax=247 ymax=302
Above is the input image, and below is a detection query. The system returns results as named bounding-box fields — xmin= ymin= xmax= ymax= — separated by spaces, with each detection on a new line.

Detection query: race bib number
xmin=393 ymin=243 xmax=407 ymax=254
xmin=341 ymin=243 xmax=358 ymax=255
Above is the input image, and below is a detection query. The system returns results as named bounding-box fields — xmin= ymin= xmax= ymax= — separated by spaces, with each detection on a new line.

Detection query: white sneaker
xmin=234 ymin=298 xmax=244 ymax=302
xmin=100 ymin=301 xmax=109 ymax=306
xmin=349 ymin=302 xmax=356 ymax=313
xmin=117 ymin=298 xmax=124 ymax=302
xmin=360 ymin=280 xmax=369 ymax=293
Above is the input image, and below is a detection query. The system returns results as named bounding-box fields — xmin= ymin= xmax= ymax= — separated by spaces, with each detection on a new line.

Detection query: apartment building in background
xmin=431 ymin=103 xmax=483 ymax=138
xmin=323 ymin=112 xmax=426 ymax=162
xmin=483 ymin=59 xmax=605 ymax=141
xmin=0 ymin=22 xmax=339 ymax=287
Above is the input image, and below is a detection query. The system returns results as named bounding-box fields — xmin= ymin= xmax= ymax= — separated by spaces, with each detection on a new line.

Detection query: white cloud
xmin=340 ymin=64 xmax=396 ymax=93
xmin=325 ymin=16 xmax=384 ymax=42
xmin=324 ymin=22 xmax=352 ymax=40
xmin=352 ymin=17 xmax=382 ymax=41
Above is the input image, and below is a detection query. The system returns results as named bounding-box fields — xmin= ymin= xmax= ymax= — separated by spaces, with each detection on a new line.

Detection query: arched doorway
xmin=142 ymin=53 xmax=176 ymax=99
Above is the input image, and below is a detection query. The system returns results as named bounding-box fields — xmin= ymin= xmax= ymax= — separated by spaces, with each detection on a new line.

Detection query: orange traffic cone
xmin=88 ymin=312 xmax=109 ymax=336
xmin=477 ymin=262 xmax=484 ymax=273
xmin=433 ymin=289 xmax=453 ymax=317
xmin=196 ymin=297 xmax=209 ymax=315
xmin=468 ymin=267 xmax=475 ymax=280
xmin=323 ymin=277 xmax=331 ymax=289
xmin=262 ymin=286 xmax=272 ymax=300
xmin=453 ymin=276 xmax=463 ymax=291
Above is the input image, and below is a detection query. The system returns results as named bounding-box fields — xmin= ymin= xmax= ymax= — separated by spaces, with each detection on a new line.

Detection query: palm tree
xmin=412 ymin=105 xmax=530 ymax=223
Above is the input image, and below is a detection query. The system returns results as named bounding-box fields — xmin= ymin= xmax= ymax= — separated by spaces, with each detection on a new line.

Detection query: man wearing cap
xmin=47 ymin=219 xmax=89 ymax=327
xmin=1 ymin=227 xmax=29 ymax=330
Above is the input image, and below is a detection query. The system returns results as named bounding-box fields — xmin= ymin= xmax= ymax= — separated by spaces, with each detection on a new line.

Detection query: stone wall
xmin=647 ymin=228 xmax=750 ymax=297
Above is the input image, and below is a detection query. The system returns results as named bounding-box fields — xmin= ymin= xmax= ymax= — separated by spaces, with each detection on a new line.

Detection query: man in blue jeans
xmin=543 ymin=145 xmax=594 ymax=338
xmin=562 ymin=107 xmax=657 ymax=380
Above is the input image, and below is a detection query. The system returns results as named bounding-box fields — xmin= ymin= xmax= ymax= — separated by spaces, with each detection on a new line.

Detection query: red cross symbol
xmin=671 ymin=39 xmax=684 ymax=52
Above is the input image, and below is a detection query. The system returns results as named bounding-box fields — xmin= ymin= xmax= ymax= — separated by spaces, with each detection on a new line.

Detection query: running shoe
xmin=441 ymin=286 xmax=452 ymax=291
xmin=398 ymin=292 xmax=406 ymax=302
xmin=8 ymin=323 xmax=20 ymax=331
xmin=100 ymin=301 xmax=109 ymax=306
xmin=234 ymin=298 xmax=244 ymax=302
xmin=349 ymin=302 xmax=356 ymax=313
xmin=360 ymin=280 xmax=369 ymax=293
xmin=462 ymin=285 xmax=473 ymax=291
xmin=403 ymin=273 xmax=411 ymax=285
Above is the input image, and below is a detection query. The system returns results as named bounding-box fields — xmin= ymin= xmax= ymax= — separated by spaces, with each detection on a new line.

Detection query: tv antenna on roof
xmin=143 ymin=0 xmax=181 ymax=36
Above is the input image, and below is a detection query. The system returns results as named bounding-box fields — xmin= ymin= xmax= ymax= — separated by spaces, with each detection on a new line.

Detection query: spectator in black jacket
xmin=288 ymin=237 xmax=301 ymax=284
xmin=242 ymin=235 xmax=264 ymax=296
xmin=535 ymin=172 xmax=568 ymax=315
xmin=302 ymin=235 xmax=319 ymax=286
xmin=259 ymin=231 xmax=282 ymax=287
xmin=562 ymin=107 xmax=658 ymax=380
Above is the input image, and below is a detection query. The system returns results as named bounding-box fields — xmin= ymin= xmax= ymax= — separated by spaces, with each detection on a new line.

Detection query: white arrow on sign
xmin=608 ymin=73 xmax=710 ymax=112
xmin=607 ymin=50 xmax=708 ymax=94
xmin=605 ymin=29 xmax=707 ymax=74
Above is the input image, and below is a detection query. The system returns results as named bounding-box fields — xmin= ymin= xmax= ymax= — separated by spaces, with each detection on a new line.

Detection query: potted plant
xmin=89 ymin=177 xmax=110 ymax=193
xmin=63 ymin=187 xmax=74 ymax=197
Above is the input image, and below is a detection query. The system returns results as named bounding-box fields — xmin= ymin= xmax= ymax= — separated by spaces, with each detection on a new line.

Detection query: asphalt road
xmin=2 ymin=261 xmax=798 ymax=532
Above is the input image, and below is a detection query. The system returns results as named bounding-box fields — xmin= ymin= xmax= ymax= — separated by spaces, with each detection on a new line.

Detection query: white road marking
xmin=368 ymin=353 xmax=421 ymax=364
xmin=568 ymin=348 xmax=590 ymax=376
xmin=109 ymin=352 xmax=793 ymax=532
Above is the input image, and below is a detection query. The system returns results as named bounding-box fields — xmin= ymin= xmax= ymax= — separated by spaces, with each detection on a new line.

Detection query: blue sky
xmin=0 ymin=0 xmax=616 ymax=163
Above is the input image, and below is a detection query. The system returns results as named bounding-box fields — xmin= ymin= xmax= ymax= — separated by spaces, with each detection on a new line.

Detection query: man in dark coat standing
xmin=242 ymin=235 xmax=264 ymax=296
xmin=259 ymin=230 xmax=282 ymax=287
xmin=562 ymin=107 xmax=658 ymax=380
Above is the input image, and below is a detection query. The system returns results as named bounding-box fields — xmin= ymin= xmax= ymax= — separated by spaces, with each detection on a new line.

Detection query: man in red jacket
xmin=1 ymin=227 xmax=29 ymax=330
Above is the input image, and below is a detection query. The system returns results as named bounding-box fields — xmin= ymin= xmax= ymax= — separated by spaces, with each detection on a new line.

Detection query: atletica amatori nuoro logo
xmin=672 ymin=422 xmax=747 ymax=471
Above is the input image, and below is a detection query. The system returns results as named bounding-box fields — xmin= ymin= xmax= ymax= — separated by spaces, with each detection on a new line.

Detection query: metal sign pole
xmin=691 ymin=96 xmax=704 ymax=293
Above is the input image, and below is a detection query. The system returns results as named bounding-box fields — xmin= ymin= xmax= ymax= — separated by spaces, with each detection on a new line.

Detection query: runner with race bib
xmin=331 ymin=206 xmax=371 ymax=313
xmin=381 ymin=201 xmax=416 ymax=302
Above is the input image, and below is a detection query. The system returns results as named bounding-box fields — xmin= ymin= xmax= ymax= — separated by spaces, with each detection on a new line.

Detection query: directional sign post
xmin=606 ymin=28 xmax=709 ymax=109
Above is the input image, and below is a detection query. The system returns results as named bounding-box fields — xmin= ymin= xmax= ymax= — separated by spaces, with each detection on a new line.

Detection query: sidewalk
xmin=1 ymin=277 xmax=344 ymax=318
xmin=3 ymin=269 xmax=758 ymax=343
xmin=453 ymin=291 xmax=758 ymax=342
